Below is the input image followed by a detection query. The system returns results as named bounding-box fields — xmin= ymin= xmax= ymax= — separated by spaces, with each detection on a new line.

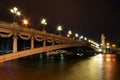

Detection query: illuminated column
xmin=101 ymin=34 xmax=106 ymax=53
xmin=13 ymin=32 xmax=18 ymax=53
xmin=31 ymin=36 xmax=34 ymax=49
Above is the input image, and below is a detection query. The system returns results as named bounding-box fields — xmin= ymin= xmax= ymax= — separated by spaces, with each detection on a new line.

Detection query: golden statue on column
xmin=101 ymin=34 xmax=106 ymax=53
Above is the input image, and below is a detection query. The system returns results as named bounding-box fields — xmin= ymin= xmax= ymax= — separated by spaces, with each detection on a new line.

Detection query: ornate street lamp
xmin=57 ymin=25 xmax=62 ymax=36
xmin=41 ymin=18 xmax=47 ymax=31
xmin=10 ymin=7 xmax=21 ymax=23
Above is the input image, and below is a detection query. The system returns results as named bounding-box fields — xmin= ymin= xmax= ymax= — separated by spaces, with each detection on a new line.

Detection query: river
xmin=0 ymin=53 xmax=120 ymax=80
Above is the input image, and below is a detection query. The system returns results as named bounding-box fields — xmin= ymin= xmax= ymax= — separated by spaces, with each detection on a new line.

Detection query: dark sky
xmin=0 ymin=0 xmax=120 ymax=43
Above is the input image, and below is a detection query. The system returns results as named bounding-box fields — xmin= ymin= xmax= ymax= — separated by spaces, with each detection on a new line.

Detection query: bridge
xmin=0 ymin=21 xmax=98 ymax=62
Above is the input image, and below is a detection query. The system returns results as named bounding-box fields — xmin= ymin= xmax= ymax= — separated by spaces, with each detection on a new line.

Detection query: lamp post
xmin=41 ymin=18 xmax=47 ymax=31
xmin=10 ymin=7 xmax=21 ymax=23
xmin=75 ymin=33 xmax=79 ymax=40
xmin=79 ymin=35 xmax=83 ymax=41
xmin=57 ymin=25 xmax=62 ymax=36
xmin=10 ymin=7 xmax=21 ymax=53
xmin=67 ymin=30 xmax=72 ymax=38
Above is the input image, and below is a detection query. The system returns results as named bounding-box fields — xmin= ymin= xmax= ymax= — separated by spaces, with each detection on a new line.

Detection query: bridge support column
xmin=52 ymin=40 xmax=55 ymax=45
xmin=31 ymin=36 xmax=34 ymax=49
xmin=43 ymin=38 xmax=46 ymax=47
xmin=13 ymin=33 xmax=18 ymax=53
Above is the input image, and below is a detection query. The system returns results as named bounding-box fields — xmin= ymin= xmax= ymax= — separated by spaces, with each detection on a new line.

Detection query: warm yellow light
xmin=22 ymin=19 xmax=29 ymax=26
xmin=84 ymin=37 xmax=87 ymax=40
xmin=13 ymin=7 xmax=18 ymax=12
xmin=57 ymin=25 xmax=62 ymax=31
xmin=10 ymin=9 xmax=14 ymax=13
xmin=10 ymin=7 xmax=21 ymax=16
xmin=41 ymin=18 xmax=47 ymax=25
xmin=80 ymin=35 xmax=83 ymax=39
xmin=88 ymin=39 xmax=91 ymax=42
xmin=16 ymin=11 xmax=21 ymax=16
xmin=67 ymin=34 xmax=70 ymax=37
xmin=106 ymin=42 xmax=110 ymax=46
xmin=112 ymin=44 xmax=116 ymax=48
xmin=75 ymin=33 xmax=79 ymax=37
xmin=68 ymin=30 xmax=72 ymax=35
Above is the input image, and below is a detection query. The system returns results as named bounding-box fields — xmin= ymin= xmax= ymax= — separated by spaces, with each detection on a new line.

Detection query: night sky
xmin=0 ymin=0 xmax=120 ymax=43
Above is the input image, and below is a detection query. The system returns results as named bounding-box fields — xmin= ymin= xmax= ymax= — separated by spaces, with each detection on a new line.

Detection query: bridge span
xmin=0 ymin=21 xmax=89 ymax=62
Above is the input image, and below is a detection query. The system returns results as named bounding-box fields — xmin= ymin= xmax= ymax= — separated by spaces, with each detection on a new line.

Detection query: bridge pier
xmin=31 ymin=36 xmax=34 ymax=49
xmin=43 ymin=38 xmax=46 ymax=47
xmin=13 ymin=32 xmax=18 ymax=53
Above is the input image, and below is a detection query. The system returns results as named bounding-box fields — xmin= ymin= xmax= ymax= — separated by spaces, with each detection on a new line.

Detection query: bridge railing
xmin=0 ymin=21 xmax=88 ymax=55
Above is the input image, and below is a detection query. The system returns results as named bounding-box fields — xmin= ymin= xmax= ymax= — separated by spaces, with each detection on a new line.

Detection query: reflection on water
xmin=0 ymin=54 xmax=120 ymax=80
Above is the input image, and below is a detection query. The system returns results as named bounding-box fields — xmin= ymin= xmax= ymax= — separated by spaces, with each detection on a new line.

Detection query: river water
xmin=0 ymin=53 xmax=120 ymax=80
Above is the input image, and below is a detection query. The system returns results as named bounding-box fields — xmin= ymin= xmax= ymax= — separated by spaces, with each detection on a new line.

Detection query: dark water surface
xmin=0 ymin=54 xmax=120 ymax=80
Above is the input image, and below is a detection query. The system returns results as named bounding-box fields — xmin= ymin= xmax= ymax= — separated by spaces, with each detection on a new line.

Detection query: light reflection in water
xmin=94 ymin=54 xmax=104 ymax=63
xmin=0 ymin=54 xmax=120 ymax=80
xmin=104 ymin=54 xmax=117 ymax=80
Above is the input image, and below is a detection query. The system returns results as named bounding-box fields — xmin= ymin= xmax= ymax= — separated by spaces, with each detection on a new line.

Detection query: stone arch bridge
xmin=0 ymin=21 xmax=89 ymax=62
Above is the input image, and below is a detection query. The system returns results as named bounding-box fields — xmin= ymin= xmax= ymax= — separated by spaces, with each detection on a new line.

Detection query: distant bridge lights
xmin=84 ymin=37 xmax=87 ymax=41
xmin=10 ymin=7 xmax=21 ymax=23
xmin=75 ymin=33 xmax=79 ymax=40
xmin=41 ymin=18 xmax=47 ymax=31
xmin=79 ymin=35 xmax=84 ymax=41
xmin=57 ymin=25 xmax=62 ymax=36
xmin=75 ymin=33 xmax=79 ymax=37
xmin=67 ymin=30 xmax=72 ymax=38
xmin=68 ymin=30 xmax=72 ymax=35
xmin=112 ymin=44 xmax=116 ymax=48
xmin=80 ymin=35 xmax=83 ymax=39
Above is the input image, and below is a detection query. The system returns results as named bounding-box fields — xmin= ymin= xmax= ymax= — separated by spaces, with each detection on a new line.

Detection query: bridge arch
xmin=0 ymin=21 xmax=89 ymax=62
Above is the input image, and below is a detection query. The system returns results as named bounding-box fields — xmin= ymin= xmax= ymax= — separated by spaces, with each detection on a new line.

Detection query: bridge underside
xmin=0 ymin=44 xmax=83 ymax=62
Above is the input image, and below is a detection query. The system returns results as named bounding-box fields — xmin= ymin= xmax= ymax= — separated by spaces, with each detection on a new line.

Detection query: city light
xmin=10 ymin=7 xmax=21 ymax=22
xmin=57 ymin=25 xmax=62 ymax=36
xmin=106 ymin=42 xmax=110 ymax=48
xmin=80 ymin=35 xmax=83 ymax=39
xmin=75 ymin=33 xmax=79 ymax=38
xmin=67 ymin=30 xmax=72 ymax=38
xmin=41 ymin=18 xmax=47 ymax=31
xmin=84 ymin=37 xmax=87 ymax=40
xmin=112 ymin=44 xmax=116 ymax=48
xmin=75 ymin=33 xmax=79 ymax=40
xmin=68 ymin=30 xmax=72 ymax=35
xmin=41 ymin=18 xmax=47 ymax=25
xmin=22 ymin=18 xmax=29 ymax=26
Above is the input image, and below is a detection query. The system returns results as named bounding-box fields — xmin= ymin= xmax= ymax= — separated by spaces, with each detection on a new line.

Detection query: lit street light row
xmin=9 ymin=6 xmax=100 ymax=46
xmin=9 ymin=7 xmax=80 ymax=38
